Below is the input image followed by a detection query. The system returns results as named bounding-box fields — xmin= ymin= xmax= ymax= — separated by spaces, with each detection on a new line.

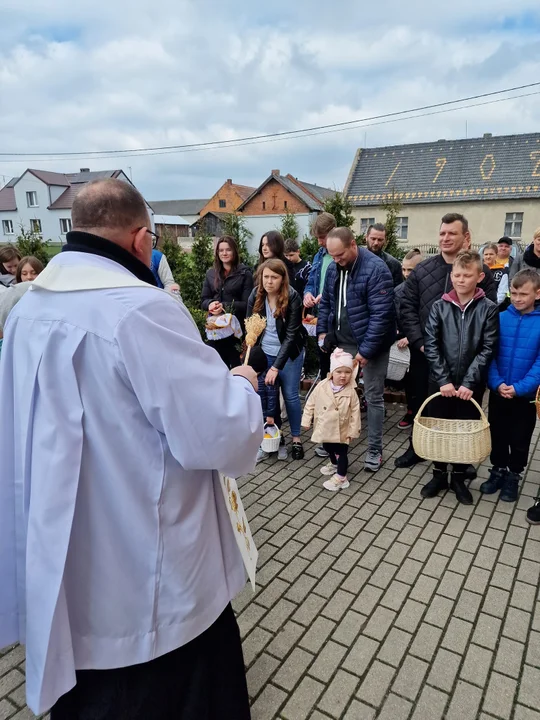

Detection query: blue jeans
xmin=258 ymin=351 xmax=305 ymax=437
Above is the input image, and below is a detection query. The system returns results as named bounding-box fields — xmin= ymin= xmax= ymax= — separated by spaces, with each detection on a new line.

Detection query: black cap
xmin=498 ymin=236 xmax=513 ymax=246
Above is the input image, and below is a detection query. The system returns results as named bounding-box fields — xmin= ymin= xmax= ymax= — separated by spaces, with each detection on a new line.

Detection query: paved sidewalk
xmin=1 ymin=404 xmax=540 ymax=719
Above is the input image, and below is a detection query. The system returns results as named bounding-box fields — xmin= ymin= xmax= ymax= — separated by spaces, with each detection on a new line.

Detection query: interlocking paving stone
xmin=6 ymin=405 xmax=540 ymax=719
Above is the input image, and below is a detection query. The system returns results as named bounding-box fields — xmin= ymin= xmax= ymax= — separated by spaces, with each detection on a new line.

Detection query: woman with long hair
xmin=16 ymin=256 xmax=44 ymax=283
xmin=257 ymin=230 xmax=298 ymax=291
xmin=246 ymin=258 xmax=306 ymax=462
xmin=201 ymin=236 xmax=254 ymax=368
xmin=0 ymin=246 xmax=21 ymax=288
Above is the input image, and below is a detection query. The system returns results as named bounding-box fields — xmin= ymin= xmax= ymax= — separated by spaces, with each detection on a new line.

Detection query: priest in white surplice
xmin=0 ymin=179 xmax=263 ymax=719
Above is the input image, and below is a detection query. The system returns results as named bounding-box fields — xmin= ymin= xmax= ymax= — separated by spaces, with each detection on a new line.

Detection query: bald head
xmin=72 ymin=178 xmax=149 ymax=234
xmin=71 ymin=178 xmax=153 ymax=266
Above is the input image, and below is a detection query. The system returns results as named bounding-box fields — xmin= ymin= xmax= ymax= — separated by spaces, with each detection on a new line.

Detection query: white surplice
xmin=0 ymin=251 xmax=263 ymax=714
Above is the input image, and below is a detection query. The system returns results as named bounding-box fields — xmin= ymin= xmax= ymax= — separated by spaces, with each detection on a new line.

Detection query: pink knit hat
xmin=330 ymin=348 xmax=354 ymax=373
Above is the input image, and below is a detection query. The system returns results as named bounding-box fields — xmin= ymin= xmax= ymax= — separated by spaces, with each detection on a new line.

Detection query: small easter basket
xmin=302 ymin=309 xmax=318 ymax=337
xmin=534 ymin=386 xmax=540 ymax=420
xmin=386 ymin=341 xmax=410 ymax=382
xmin=261 ymin=423 xmax=281 ymax=453
xmin=205 ymin=313 xmax=243 ymax=341
xmin=412 ymin=392 xmax=491 ymax=464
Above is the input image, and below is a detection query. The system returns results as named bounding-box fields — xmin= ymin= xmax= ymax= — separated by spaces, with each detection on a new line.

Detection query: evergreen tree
xmin=299 ymin=234 xmax=319 ymax=264
xmin=381 ymin=191 xmax=405 ymax=260
xmin=280 ymin=210 xmax=299 ymax=241
xmin=160 ymin=230 xmax=186 ymax=281
xmin=323 ymin=192 xmax=355 ymax=229
xmin=222 ymin=213 xmax=253 ymax=264
xmin=179 ymin=227 xmax=213 ymax=308
xmin=16 ymin=226 xmax=50 ymax=266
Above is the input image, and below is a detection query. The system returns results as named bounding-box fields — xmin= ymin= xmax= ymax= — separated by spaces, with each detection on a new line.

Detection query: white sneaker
xmin=323 ymin=474 xmax=350 ymax=491
xmin=256 ymin=448 xmax=270 ymax=464
xmin=320 ymin=462 xmax=338 ymax=476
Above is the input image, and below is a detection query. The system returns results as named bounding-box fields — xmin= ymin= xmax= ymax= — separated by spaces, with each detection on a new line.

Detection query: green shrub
xmin=16 ymin=227 xmax=50 ymax=266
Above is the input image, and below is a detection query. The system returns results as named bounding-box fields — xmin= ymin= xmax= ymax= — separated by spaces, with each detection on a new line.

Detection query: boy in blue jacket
xmin=481 ymin=269 xmax=540 ymax=512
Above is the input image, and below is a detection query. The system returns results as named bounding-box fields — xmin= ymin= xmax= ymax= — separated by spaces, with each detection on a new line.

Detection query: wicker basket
xmin=302 ymin=309 xmax=318 ymax=337
xmin=386 ymin=342 xmax=410 ymax=382
xmin=535 ymin=387 xmax=540 ymax=420
xmin=261 ymin=423 xmax=281 ymax=453
xmin=412 ymin=392 xmax=491 ymax=464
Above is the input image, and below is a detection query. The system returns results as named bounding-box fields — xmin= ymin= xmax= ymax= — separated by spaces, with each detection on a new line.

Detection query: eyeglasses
xmin=133 ymin=227 xmax=160 ymax=249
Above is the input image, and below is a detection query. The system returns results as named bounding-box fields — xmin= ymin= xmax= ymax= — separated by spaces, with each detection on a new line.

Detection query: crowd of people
xmin=2 ymin=177 xmax=540 ymax=718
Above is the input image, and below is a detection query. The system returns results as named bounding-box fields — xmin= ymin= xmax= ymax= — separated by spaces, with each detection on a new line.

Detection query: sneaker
xmin=277 ymin=444 xmax=288 ymax=461
xmin=320 ymin=462 xmax=338 ymax=476
xmin=364 ymin=449 xmax=382 ymax=473
xmin=500 ymin=471 xmax=520 ymax=503
xmin=480 ymin=467 xmax=507 ymax=495
xmin=323 ymin=474 xmax=350 ymax=492
xmin=256 ymin=448 xmax=269 ymax=464
xmin=291 ymin=442 xmax=304 ymax=461
xmin=315 ymin=445 xmax=329 ymax=458
xmin=526 ymin=499 xmax=540 ymax=525
xmin=421 ymin=470 xmax=448 ymax=498
xmin=398 ymin=411 xmax=413 ymax=429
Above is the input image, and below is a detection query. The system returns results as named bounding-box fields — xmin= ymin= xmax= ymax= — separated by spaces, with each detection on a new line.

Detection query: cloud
xmin=1 ymin=0 xmax=540 ymax=200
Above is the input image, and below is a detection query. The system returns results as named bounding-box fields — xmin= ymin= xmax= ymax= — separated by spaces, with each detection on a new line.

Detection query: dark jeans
xmin=323 ymin=442 xmax=349 ymax=476
xmin=426 ymin=385 xmax=485 ymax=475
xmin=489 ymin=392 xmax=537 ymax=474
xmin=207 ymin=336 xmax=241 ymax=369
xmin=405 ymin=348 xmax=429 ymax=415
xmin=50 ymin=604 xmax=250 ymax=720
xmin=318 ymin=345 xmax=331 ymax=379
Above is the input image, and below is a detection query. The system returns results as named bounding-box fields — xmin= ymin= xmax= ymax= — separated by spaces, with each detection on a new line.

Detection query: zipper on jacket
xmin=508 ymin=314 xmax=522 ymax=382
xmin=451 ymin=298 xmax=474 ymax=382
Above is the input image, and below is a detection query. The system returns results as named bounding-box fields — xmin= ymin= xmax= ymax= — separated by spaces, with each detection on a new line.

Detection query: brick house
xmin=237 ymin=170 xmax=335 ymax=248
xmin=344 ymin=132 xmax=540 ymax=248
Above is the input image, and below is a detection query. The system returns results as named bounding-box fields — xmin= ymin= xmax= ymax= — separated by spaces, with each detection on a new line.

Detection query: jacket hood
xmin=506 ymin=303 xmax=540 ymax=318
xmin=442 ymin=287 xmax=485 ymax=309
xmin=523 ymin=244 xmax=540 ymax=268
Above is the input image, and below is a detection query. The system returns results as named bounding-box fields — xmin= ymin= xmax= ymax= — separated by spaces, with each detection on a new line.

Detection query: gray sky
xmin=1 ymin=0 xmax=540 ymax=200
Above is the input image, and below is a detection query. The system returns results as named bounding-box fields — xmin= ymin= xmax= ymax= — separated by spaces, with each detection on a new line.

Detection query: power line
xmin=1 ymin=82 xmax=539 ymax=163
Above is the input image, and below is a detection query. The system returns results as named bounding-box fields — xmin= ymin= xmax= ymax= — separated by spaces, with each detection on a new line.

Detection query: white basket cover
xmin=386 ymin=342 xmax=410 ymax=381
xmin=205 ymin=313 xmax=243 ymax=341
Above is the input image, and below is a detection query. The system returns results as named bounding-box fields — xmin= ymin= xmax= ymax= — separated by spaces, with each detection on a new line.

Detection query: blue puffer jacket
xmin=317 ymin=248 xmax=395 ymax=359
xmin=488 ymin=305 xmax=540 ymax=398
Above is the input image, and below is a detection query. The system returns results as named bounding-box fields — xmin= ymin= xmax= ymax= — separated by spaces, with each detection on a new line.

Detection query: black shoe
xmin=526 ymin=499 xmax=540 ymax=525
xmin=421 ymin=470 xmax=448 ymax=499
xmin=500 ymin=472 xmax=520 ymax=503
xmin=465 ymin=464 xmax=477 ymax=481
xmin=480 ymin=467 xmax=507 ymax=495
xmin=395 ymin=446 xmax=424 ymax=468
xmin=292 ymin=442 xmax=304 ymax=461
xmin=450 ymin=473 xmax=473 ymax=505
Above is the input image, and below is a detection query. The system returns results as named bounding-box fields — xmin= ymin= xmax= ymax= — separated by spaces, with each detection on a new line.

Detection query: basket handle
xmin=415 ymin=391 xmax=489 ymax=427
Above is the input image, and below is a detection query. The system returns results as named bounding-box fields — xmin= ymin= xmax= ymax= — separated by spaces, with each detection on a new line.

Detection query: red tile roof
xmin=0 ymin=186 xmax=17 ymax=211
xmin=27 ymin=169 xmax=70 ymax=186
xmin=48 ymin=186 xmax=82 ymax=210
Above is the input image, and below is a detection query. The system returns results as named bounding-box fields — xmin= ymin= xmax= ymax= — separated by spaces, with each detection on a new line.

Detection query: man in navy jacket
xmin=317 ymin=227 xmax=395 ymax=472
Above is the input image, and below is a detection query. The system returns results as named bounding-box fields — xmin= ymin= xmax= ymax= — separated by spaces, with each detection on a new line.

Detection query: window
xmin=219 ymin=199 xmax=226 ymax=209
xmin=30 ymin=219 xmax=42 ymax=234
xmin=360 ymin=217 xmax=375 ymax=235
xmin=60 ymin=218 xmax=72 ymax=234
xmin=284 ymin=200 xmax=288 ymax=209
xmin=262 ymin=201 xmax=266 ymax=210
xmin=26 ymin=191 xmax=38 ymax=208
xmin=2 ymin=220 xmax=14 ymax=235
xmin=504 ymin=212 xmax=523 ymax=238
xmin=396 ymin=217 xmax=409 ymax=240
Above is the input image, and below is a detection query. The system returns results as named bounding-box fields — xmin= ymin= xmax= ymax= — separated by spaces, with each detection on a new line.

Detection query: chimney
xmin=271 ymin=169 xmax=280 ymax=176
xmin=483 ymin=133 xmax=493 ymax=139
xmin=226 ymin=178 xmax=232 ymax=183
xmin=80 ymin=168 xmax=90 ymax=172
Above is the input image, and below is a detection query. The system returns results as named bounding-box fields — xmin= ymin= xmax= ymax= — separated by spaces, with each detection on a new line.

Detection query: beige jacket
xmin=301 ymin=378 xmax=361 ymax=445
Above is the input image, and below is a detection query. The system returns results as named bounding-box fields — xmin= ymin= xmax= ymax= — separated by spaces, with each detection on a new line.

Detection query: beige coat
xmin=302 ymin=378 xmax=361 ymax=445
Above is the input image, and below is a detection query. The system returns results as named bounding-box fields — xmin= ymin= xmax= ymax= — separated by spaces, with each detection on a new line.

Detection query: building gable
xmin=199 ymin=179 xmax=256 ymax=218
xmin=345 ymin=133 xmax=540 ymax=206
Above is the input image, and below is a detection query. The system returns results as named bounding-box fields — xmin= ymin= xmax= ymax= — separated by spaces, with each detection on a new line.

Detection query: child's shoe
xmin=500 ymin=472 xmax=520 ymax=503
xmin=397 ymin=410 xmax=413 ymax=429
xmin=320 ymin=462 xmax=338 ymax=476
xmin=480 ymin=467 xmax=507 ymax=495
xmin=526 ymin=499 xmax=540 ymax=525
xmin=323 ymin=474 xmax=350 ymax=492
xmin=256 ymin=448 xmax=269 ymax=464
xmin=421 ymin=468 xmax=448 ymax=498
xmin=450 ymin=472 xmax=473 ymax=505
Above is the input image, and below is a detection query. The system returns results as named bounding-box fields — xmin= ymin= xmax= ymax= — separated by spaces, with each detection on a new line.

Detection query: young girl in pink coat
xmin=302 ymin=348 xmax=361 ymax=491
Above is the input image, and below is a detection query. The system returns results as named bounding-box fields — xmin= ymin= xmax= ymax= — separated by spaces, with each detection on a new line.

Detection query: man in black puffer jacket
xmin=396 ymin=212 xmax=497 ymax=468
